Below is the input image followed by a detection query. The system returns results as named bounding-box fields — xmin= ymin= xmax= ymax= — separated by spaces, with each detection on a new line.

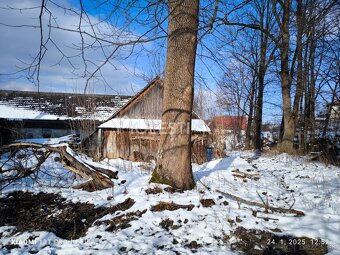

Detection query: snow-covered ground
xmin=0 ymin=140 xmax=339 ymax=254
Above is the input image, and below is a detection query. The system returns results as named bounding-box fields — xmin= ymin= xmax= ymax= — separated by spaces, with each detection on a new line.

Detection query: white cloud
xmin=0 ymin=0 xmax=148 ymax=95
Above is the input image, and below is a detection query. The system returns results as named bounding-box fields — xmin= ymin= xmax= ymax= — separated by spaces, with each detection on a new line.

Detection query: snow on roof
xmin=99 ymin=118 xmax=211 ymax=133
xmin=0 ymin=90 xmax=132 ymax=121
xmin=0 ymin=104 xmax=67 ymax=120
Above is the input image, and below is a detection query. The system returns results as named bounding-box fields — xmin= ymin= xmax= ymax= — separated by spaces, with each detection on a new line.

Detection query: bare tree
xmin=273 ymin=0 xmax=338 ymax=153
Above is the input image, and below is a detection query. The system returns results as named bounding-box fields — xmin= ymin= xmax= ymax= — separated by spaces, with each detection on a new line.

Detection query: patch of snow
xmin=1 ymin=145 xmax=339 ymax=254
xmin=0 ymin=104 xmax=67 ymax=120
xmin=261 ymin=131 xmax=273 ymax=142
xmin=99 ymin=118 xmax=211 ymax=133
xmin=17 ymin=135 xmax=75 ymax=145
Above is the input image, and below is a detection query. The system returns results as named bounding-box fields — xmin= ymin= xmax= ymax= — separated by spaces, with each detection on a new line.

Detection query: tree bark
xmin=278 ymin=0 xmax=295 ymax=154
xmin=151 ymin=0 xmax=199 ymax=190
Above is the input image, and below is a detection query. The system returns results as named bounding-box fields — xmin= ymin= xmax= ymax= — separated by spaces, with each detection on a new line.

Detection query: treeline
xmin=196 ymin=0 xmax=338 ymax=154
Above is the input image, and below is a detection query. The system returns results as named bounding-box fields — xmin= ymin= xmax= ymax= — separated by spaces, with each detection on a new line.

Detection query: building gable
xmin=117 ymin=77 xmax=163 ymax=119
xmin=109 ymin=76 xmax=199 ymax=120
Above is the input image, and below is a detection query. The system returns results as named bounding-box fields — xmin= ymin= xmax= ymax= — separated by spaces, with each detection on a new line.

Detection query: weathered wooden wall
xmin=100 ymin=129 xmax=208 ymax=164
xmin=116 ymin=82 xmax=199 ymax=120
xmin=191 ymin=133 xmax=210 ymax=164
xmin=118 ymin=82 xmax=164 ymax=119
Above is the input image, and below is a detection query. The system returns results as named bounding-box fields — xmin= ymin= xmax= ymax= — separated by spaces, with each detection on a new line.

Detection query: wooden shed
xmin=88 ymin=77 xmax=211 ymax=164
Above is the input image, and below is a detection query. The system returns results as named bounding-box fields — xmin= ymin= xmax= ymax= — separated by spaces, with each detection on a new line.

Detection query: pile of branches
xmin=0 ymin=142 xmax=117 ymax=191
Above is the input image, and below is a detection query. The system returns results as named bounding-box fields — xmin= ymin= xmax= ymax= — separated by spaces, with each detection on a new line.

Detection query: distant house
xmin=211 ymin=116 xmax=247 ymax=133
xmin=0 ymin=90 xmax=131 ymax=145
xmin=209 ymin=115 xmax=247 ymax=155
xmin=86 ymin=77 xmax=211 ymax=164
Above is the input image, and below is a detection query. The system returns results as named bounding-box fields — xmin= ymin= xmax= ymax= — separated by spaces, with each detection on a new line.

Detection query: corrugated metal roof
xmin=0 ymin=90 xmax=132 ymax=121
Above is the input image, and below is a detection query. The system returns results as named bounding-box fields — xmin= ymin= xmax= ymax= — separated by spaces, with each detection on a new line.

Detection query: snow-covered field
xmin=0 ymin=140 xmax=339 ymax=254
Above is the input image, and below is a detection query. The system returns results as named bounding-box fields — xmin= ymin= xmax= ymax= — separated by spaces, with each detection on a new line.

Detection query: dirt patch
xmin=151 ymin=201 xmax=194 ymax=212
xmin=159 ymin=218 xmax=181 ymax=231
xmin=145 ymin=187 xmax=163 ymax=195
xmin=97 ymin=209 xmax=147 ymax=232
xmin=200 ymin=198 xmax=216 ymax=207
xmin=231 ymin=227 xmax=328 ymax=255
xmin=185 ymin=240 xmax=202 ymax=250
xmin=105 ymin=197 xmax=135 ymax=214
xmin=2 ymin=244 xmax=20 ymax=251
xmin=144 ymin=186 xmax=184 ymax=195
xmin=163 ymin=187 xmax=184 ymax=193
xmin=0 ymin=191 xmax=134 ymax=240
xmin=220 ymin=201 xmax=229 ymax=206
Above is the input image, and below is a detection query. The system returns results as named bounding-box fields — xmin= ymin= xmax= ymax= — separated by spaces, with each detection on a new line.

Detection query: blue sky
xmin=0 ymin=0 xmax=284 ymax=123
xmin=0 ymin=0 xmax=225 ymax=95
xmin=0 ymin=0 xmax=153 ymax=95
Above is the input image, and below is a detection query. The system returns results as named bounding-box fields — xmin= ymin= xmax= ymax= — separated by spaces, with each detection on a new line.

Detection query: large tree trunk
xmin=280 ymin=112 xmax=295 ymax=153
xmin=278 ymin=0 xmax=295 ymax=154
xmin=151 ymin=0 xmax=199 ymax=190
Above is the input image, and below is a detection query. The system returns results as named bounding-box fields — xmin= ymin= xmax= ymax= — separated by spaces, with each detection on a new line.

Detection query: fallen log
xmin=86 ymin=165 xmax=118 ymax=180
xmin=1 ymin=143 xmax=113 ymax=191
xmin=55 ymin=146 xmax=113 ymax=190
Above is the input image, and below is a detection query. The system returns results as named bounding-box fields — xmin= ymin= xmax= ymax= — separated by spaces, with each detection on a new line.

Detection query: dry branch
xmin=216 ymin=189 xmax=305 ymax=216
xmin=0 ymin=150 xmax=52 ymax=190
xmin=198 ymin=180 xmax=304 ymax=216
xmin=1 ymin=142 xmax=113 ymax=191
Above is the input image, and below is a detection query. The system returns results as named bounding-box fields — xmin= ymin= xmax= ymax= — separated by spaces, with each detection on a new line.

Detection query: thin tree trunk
xmin=309 ymin=32 xmax=316 ymax=149
xmin=293 ymin=0 xmax=304 ymax=152
xmin=298 ymin=97 xmax=304 ymax=153
xmin=254 ymin=73 xmax=265 ymax=151
xmin=254 ymin=0 xmax=270 ymax=152
xmin=245 ymin=78 xmax=256 ymax=149
xmin=151 ymin=0 xmax=199 ymax=190
xmin=303 ymin=39 xmax=310 ymax=151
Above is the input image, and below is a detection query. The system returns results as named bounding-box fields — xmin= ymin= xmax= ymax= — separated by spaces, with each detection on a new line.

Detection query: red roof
xmin=212 ymin=116 xmax=247 ymax=130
